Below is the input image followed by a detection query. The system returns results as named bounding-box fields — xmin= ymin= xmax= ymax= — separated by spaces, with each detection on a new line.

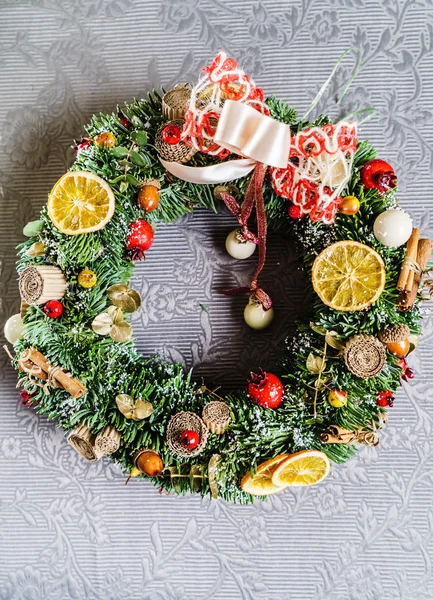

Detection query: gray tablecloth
xmin=1 ymin=1 xmax=433 ymax=599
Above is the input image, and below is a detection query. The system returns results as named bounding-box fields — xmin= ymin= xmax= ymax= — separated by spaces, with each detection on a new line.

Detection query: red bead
xmin=288 ymin=203 xmax=304 ymax=220
xmin=248 ymin=369 xmax=284 ymax=409
xmin=162 ymin=124 xmax=181 ymax=145
xmin=119 ymin=115 xmax=131 ymax=129
xmin=126 ymin=218 xmax=154 ymax=260
xmin=179 ymin=429 xmax=200 ymax=450
xmin=43 ymin=300 xmax=63 ymax=318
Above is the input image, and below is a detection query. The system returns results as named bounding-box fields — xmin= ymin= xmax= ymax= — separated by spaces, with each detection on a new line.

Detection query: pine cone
xmin=378 ymin=323 xmax=410 ymax=343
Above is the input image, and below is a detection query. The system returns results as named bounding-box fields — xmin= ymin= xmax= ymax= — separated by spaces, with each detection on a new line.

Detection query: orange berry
xmin=94 ymin=132 xmax=116 ymax=148
xmin=135 ymin=450 xmax=163 ymax=476
xmin=339 ymin=196 xmax=360 ymax=215
xmin=137 ymin=185 xmax=160 ymax=212
xmin=386 ymin=339 xmax=410 ymax=358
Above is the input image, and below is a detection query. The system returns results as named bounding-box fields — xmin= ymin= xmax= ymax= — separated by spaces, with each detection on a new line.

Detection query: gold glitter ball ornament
xmin=78 ymin=268 xmax=97 ymax=289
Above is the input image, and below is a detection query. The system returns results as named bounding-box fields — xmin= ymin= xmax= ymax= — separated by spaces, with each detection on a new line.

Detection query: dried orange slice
xmin=241 ymin=453 xmax=290 ymax=496
xmin=312 ymin=240 xmax=386 ymax=312
xmin=271 ymin=450 xmax=330 ymax=487
xmin=47 ymin=171 xmax=115 ymax=235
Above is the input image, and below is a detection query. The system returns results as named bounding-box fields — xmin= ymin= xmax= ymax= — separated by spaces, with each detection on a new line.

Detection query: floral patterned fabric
xmin=1 ymin=1 xmax=433 ymax=598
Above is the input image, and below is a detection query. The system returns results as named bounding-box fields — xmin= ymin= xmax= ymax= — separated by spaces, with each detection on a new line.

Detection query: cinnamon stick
xmin=19 ymin=347 xmax=88 ymax=399
xmin=397 ymin=228 xmax=420 ymax=291
xmin=399 ymin=238 xmax=433 ymax=311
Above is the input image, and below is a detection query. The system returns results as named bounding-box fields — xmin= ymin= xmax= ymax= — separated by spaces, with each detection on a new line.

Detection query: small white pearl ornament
xmin=373 ymin=209 xmax=413 ymax=248
xmin=244 ymin=298 xmax=274 ymax=330
xmin=225 ymin=229 xmax=256 ymax=260
xmin=4 ymin=314 xmax=25 ymax=344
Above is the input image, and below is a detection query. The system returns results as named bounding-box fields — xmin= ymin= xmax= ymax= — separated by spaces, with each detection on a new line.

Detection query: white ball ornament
xmin=244 ymin=298 xmax=274 ymax=330
xmin=373 ymin=209 xmax=413 ymax=248
xmin=225 ymin=229 xmax=256 ymax=260
xmin=4 ymin=314 xmax=25 ymax=345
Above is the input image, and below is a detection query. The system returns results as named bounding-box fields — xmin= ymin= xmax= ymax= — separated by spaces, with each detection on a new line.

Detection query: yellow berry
xmin=339 ymin=196 xmax=360 ymax=215
xmin=94 ymin=132 xmax=116 ymax=148
xmin=328 ymin=388 xmax=348 ymax=408
xmin=78 ymin=268 xmax=97 ymax=289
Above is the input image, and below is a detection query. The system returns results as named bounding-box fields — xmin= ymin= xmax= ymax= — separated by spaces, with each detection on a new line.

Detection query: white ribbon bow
xmin=159 ymin=100 xmax=292 ymax=185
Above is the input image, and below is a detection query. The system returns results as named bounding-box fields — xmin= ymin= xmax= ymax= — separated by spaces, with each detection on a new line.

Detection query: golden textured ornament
xmin=107 ymin=284 xmax=141 ymax=313
xmin=343 ymin=335 xmax=387 ymax=379
xmin=115 ymin=394 xmax=153 ymax=420
xmin=78 ymin=268 xmax=97 ymax=289
xmin=166 ymin=411 xmax=208 ymax=457
xmin=202 ymin=401 xmax=231 ymax=434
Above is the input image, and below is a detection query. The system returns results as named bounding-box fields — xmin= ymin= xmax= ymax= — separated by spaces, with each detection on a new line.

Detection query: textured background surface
xmin=1 ymin=1 xmax=433 ymax=598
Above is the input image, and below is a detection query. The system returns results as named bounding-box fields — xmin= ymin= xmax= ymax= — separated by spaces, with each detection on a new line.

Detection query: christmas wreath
xmin=5 ymin=52 xmax=432 ymax=503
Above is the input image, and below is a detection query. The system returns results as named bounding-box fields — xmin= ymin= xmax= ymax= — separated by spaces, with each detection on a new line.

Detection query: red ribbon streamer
xmin=220 ymin=162 xmax=272 ymax=310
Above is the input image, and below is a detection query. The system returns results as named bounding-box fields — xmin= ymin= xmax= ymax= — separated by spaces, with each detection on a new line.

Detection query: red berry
xmin=377 ymin=391 xmax=394 ymax=407
xmin=126 ymin=218 xmax=154 ymax=260
xmin=43 ymin=300 xmax=63 ymax=318
xmin=20 ymin=391 xmax=33 ymax=406
xmin=73 ymin=138 xmax=91 ymax=156
xmin=248 ymin=369 xmax=284 ymax=409
xmin=119 ymin=115 xmax=131 ymax=129
xmin=360 ymin=159 xmax=397 ymax=194
xmin=288 ymin=203 xmax=304 ymax=219
xmin=405 ymin=367 xmax=414 ymax=380
xmin=162 ymin=124 xmax=181 ymax=145
xmin=397 ymin=359 xmax=407 ymax=371
xmin=179 ymin=429 xmax=200 ymax=450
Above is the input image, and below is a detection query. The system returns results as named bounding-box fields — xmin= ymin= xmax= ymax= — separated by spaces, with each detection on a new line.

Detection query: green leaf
xmin=200 ymin=304 xmax=209 ymax=313
xmin=125 ymin=174 xmax=141 ymax=186
xmin=23 ymin=220 xmax=43 ymax=237
xmin=119 ymin=180 xmax=129 ymax=192
xmin=111 ymin=146 xmax=129 ymax=158
xmin=131 ymin=131 xmax=148 ymax=146
xmin=310 ymin=322 xmax=328 ymax=336
xmin=129 ymin=151 xmax=146 ymax=166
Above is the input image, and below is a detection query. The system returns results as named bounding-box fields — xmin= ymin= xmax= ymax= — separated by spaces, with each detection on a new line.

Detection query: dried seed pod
xmin=378 ymin=323 xmax=410 ymax=343
xmin=344 ymin=335 xmax=386 ymax=379
xmin=202 ymin=401 xmax=231 ymax=434
xmin=166 ymin=411 xmax=208 ymax=457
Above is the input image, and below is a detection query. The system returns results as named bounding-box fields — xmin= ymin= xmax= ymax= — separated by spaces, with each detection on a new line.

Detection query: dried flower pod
xmin=344 ymin=335 xmax=386 ymax=379
xmin=155 ymin=119 xmax=196 ymax=164
xmin=208 ymin=454 xmax=221 ymax=499
xmin=166 ymin=411 xmax=208 ymax=457
xmin=107 ymin=284 xmax=141 ymax=313
xmin=162 ymin=84 xmax=191 ymax=120
xmin=67 ymin=425 xmax=98 ymax=462
xmin=115 ymin=394 xmax=153 ymax=420
xmin=19 ymin=265 xmax=67 ymax=305
xmin=202 ymin=401 xmax=231 ymax=434
xmin=378 ymin=323 xmax=410 ymax=343
xmin=94 ymin=426 xmax=121 ymax=457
